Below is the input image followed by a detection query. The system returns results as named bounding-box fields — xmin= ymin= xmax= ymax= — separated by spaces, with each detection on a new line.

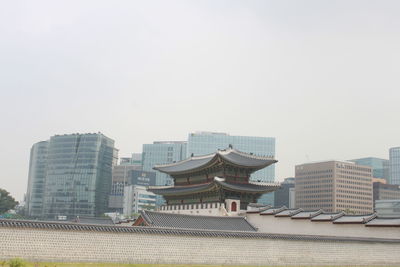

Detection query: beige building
xmin=295 ymin=161 xmax=373 ymax=214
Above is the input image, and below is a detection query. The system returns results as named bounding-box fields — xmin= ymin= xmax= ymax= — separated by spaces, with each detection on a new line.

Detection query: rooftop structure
xmin=149 ymin=148 xmax=279 ymax=212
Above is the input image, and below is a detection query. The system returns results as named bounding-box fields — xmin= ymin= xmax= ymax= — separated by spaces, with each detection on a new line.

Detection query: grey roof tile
xmin=333 ymin=214 xmax=377 ymax=224
xmin=141 ymin=210 xmax=257 ymax=232
xmin=365 ymin=218 xmax=400 ymax=227
xmin=291 ymin=210 xmax=323 ymax=219
xmin=154 ymin=149 xmax=277 ymax=175
xmin=275 ymin=209 xmax=303 ymax=217
xmin=311 ymin=212 xmax=345 ymax=221
xmin=260 ymin=206 xmax=287 ymax=215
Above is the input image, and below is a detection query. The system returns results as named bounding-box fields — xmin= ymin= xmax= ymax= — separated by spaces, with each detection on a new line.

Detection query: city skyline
xmin=1 ymin=1 xmax=400 ymax=201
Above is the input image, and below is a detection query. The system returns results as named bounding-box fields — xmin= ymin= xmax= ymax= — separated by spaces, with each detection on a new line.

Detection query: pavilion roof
xmin=148 ymin=177 xmax=280 ymax=196
xmin=153 ymin=148 xmax=277 ymax=175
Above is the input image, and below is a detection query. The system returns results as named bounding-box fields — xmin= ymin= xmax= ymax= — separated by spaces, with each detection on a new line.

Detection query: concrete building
xmin=123 ymin=185 xmax=156 ymax=217
xmin=27 ymin=133 xmax=118 ymax=219
xmin=375 ymin=199 xmax=400 ymax=217
xmin=142 ymin=141 xmax=187 ymax=187
xmin=187 ymin=131 xmax=276 ymax=205
xmin=373 ymin=182 xmax=400 ymax=204
xmin=274 ymin=178 xmax=295 ymax=208
xmin=295 ymin=160 xmax=373 ymax=214
xmin=349 ymin=157 xmax=389 ymax=182
xmin=26 ymin=141 xmax=48 ymax=217
xmin=389 ymin=147 xmax=400 ymax=185
xmin=108 ymin=164 xmax=142 ymax=212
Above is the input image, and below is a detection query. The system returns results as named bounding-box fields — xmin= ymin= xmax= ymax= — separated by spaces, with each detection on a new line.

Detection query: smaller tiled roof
xmin=291 ymin=210 xmax=323 ymax=219
xmin=365 ymin=218 xmax=400 ymax=227
xmin=260 ymin=206 xmax=287 ymax=215
xmin=140 ymin=210 xmax=257 ymax=232
xmin=311 ymin=212 xmax=345 ymax=222
xmin=275 ymin=209 xmax=303 ymax=217
xmin=333 ymin=214 xmax=377 ymax=224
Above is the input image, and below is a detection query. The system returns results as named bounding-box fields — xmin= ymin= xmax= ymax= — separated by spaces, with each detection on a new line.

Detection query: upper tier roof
xmin=154 ymin=148 xmax=277 ymax=175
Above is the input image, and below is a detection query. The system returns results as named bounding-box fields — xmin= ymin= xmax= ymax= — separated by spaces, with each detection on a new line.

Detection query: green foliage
xmin=8 ymin=258 xmax=26 ymax=267
xmin=0 ymin=188 xmax=18 ymax=214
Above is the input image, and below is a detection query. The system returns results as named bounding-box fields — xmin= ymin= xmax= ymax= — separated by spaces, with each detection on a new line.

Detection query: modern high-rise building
xmin=389 ymin=147 xmax=400 ymax=185
xmin=187 ymin=132 xmax=276 ymax=205
xmin=295 ymin=161 xmax=373 ymax=214
xmin=123 ymin=185 xmax=156 ymax=217
xmin=26 ymin=141 xmax=49 ymax=217
xmin=349 ymin=157 xmax=389 ymax=182
xmin=142 ymin=141 xmax=187 ymax=206
xmin=108 ymin=164 xmax=142 ymax=212
xmin=274 ymin=178 xmax=295 ymax=208
xmin=373 ymin=182 xmax=400 ymax=204
xmin=26 ymin=133 xmax=118 ymax=219
xmin=142 ymin=141 xmax=187 ymax=186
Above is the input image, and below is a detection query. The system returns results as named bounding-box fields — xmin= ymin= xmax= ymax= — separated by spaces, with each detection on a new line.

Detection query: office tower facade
xmin=187 ymin=132 xmax=276 ymax=205
xmin=295 ymin=161 xmax=373 ymax=214
xmin=30 ymin=133 xmax=118 ymax=219
xmin=373 ymin=182 xmax=400 ymax=204
xmin=142 ymin=141 xmax=187 ymax=186
xmin=123 ymin=185 xmax=156 ymax=217
xmin=389 ymin=147 xmax=400 ymax=185
xmin=274 ymin=178 xmax=295 ymax=208
xmin=26 ymin=141 xmax=49 ymax=217
xmin=109 ymin=164 xmax=142 ymax=212
xmin=349 ymin=157 xmax=389 ymax=182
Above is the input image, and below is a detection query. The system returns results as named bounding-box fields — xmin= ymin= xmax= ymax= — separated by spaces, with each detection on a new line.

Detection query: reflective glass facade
xmin=26 ymin=141 xmax=48 ymax=217
xmin=187 ymin=132 xmax=276 ymax=205
xmin=389 ymin=147 xmax=400 ymax=185
xmin=349 ymin=157 xmax=389 ymax=182
xmin=29 ymin=133 xmax=117 ymax=219
xmin=142 ymin=142 xmax=187 ymax=206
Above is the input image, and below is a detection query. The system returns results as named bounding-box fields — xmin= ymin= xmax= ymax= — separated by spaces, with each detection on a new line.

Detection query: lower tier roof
xmin=148 ymin=177 xmax=280 ymax=196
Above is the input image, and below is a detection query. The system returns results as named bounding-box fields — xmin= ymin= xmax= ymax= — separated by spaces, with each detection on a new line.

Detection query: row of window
xmin=160 ymin=202 xmax=222 ymax=211
xmin=296 ymin=169 xmax=333 ymax=175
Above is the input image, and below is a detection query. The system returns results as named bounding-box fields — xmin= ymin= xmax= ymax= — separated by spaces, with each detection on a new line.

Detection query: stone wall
xmin=1 ymin=223 xmax=400 ymax=266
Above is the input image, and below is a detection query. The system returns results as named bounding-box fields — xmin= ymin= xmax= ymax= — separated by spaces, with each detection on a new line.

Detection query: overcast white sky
xmin=1 ymin=1 xmax=400 ymax=201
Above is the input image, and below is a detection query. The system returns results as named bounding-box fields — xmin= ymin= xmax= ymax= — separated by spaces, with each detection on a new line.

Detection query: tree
xmin=0 ymin=188 xmax=18 ymax=214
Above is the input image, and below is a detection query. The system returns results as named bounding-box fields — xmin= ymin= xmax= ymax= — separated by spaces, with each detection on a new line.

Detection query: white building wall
xmin=246 ymin=213 xmax=399 ymax=240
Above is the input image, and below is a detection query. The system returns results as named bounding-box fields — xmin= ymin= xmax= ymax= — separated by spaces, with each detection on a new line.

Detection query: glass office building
xmin=28 ymin=133 xmax=118 ymax=219
xmin=142 ymin=141 xmax=187 ymax=186
xmin=142 ymin=141 xmax=187 ymax=206
xmin=390 ymin=147 xmax=400 ymax=185
xmin=26 ymin=141 xmax=49 ymax=217
xmin=349 ymin=157 xmax=390 ymax=182
xmin=187 ymin=132 xmax=276 ymax=205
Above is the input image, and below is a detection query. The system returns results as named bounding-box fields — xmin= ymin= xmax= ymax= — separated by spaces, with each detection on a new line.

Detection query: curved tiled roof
xmin=154 ymin=149 xmax=277 ymax=175
xmin=333 ymin=214 xmax=377 ymax=224
xmin=291 ymin=210 xmax=323 ymax=219
xmin=148 ymin=182 xmax=216 ymax=196
xmin=141 ymin=210 xmax=257 ymax=231
xmin=366 ymin=218 xmax=400 ymax=227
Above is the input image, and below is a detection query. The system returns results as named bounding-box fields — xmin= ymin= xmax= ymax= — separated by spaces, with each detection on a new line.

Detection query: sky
xmin=1 ymin=0 xmax=400 ymax=201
